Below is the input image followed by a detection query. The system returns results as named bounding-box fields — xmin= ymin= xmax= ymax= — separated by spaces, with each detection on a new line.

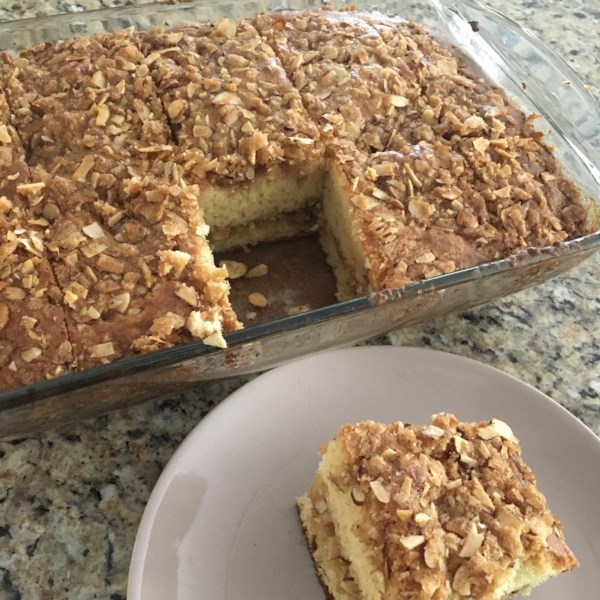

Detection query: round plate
xmin=127 ymin=347 xmax=600 ymax=599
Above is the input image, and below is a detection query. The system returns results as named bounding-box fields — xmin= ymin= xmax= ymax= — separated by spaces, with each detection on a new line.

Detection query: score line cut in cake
xmin=297 ymin=414 xmax=577 ymax=600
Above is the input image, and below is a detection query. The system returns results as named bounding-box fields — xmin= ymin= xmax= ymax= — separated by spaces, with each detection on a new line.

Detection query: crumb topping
xmin=326 ymin=414 xmax=577 ymax=599
xmin=0 ymin=9 xmax=592 ymax=390
xmin=139 ymin=19 xmax=322 ymax=185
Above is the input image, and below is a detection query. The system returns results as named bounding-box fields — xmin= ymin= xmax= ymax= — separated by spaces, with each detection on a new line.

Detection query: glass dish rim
xmin=0 ymin=0 xmax=598 ymax=412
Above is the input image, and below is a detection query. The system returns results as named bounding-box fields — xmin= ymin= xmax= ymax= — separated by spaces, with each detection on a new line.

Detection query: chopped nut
xmin=96 ymin=104 xmax=110 ymax=126
xmin=4 ymin=287 xmax=26 ymax=300
xmin=216 ymin=19 xmax=237 ymax=39
xmin=213 ymin=91 xmax=242 ymax=105
xmin=390 ymin=95 xmax=409 ymax=107
xmin=72 ymin=155 xmax=95 ymax=182
xmin=399 ymin=535 xmax=425 ymax=550
xmin=91 ymin=70 xmax=106 ymax=88
xmin=369 ymin=480 xmax=391 ymax=503
xmin=351 ymin=486 xmax=365 ymax=505
xmin=415 ymin=252 xmax=436 ymax=264
xmin=372 ymin=163 xmax=395 ymax=177
xmin=86 ymin=306 xmax=102 ymax=320
xmin=109 ymin=292 xmax=131 ymax=314
xmin=414 ymin=512 xmax=431 ymax=524
xmin=89 ymin=342 xmax=115 ymax=359
xmin=81 ymin=242 xmax=108 ymax=258
xmin=167 ymin=98 xmax=185 ymax=119
xmin=248 ymin=292 xmax=268 ymax=308
xmin=459 ymin=521 xmax=485 ymax=558
xmin=408 ymin=198 xmax=435 ymax=220
xmin=0 ymin=304 xmax=8 ymax=329
xmin=220 ymin=260 xmax=248 ymax=279
xmin=289 ymin=136 xmax=315 ymax=145
xmin=396 ymin=509 xmax=413 ymax=521
xmin=0 ymin=124 xmax=12 ymax=144
xmin=464 ymin=115 xmax=486 ymax=130
xmin=203 ymin=331 xmax=227 ymax=348
xmin=96 ymin=254 xmax=125 ymax=274
xmin=21 ymin=347 xmax=42 ymax=363
xmin=473 ymin=137 xmax=490 ymax=153
xmin=421 ymin=425 xmax=444 ymax=438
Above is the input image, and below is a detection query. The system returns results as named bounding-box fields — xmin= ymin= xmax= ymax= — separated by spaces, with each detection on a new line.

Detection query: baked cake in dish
xmin=0 ymin=9 xmax=593 ymax=389
xmin=298 ymin=413 xmax=578 ymax=600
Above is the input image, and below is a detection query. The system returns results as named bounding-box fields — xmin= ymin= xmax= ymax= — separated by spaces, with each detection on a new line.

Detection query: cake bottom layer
xmin=297 ymin=474 xmax=360 ymax=600
xmin=210 ymin=207 xmax=317 ymax=252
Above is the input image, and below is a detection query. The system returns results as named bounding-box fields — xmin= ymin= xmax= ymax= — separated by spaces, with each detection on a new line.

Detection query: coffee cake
xmin=298 ymin=414 xmax=578 ymax=600
xmin=0 ymin=8 xmax=593 ymax=390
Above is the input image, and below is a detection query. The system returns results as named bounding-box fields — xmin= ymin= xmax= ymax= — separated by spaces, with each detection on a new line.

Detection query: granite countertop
xmin=0 ymin=1 xmax=598 ymax=598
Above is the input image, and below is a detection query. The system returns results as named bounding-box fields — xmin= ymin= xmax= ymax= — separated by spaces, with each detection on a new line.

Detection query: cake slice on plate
xmin=298 ymin=413 xmax=577 ymax=600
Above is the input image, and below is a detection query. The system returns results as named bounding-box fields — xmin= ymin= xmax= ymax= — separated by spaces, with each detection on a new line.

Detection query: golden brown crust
xmin=316 ymin=414 xmax=577 ymax=599
xmin=139 ymin=19 xmax=322 ymax=187
xmin=0 ymin=207 xmax=73 ymax=388
xmin=253 ymin=11 xmax=422 ymax=151
xmin=2 ymin=28 xmax=173 ymax=190
xmin=0 ymin=9 xmax=592 ymax=391
xmin=27 ymin=167 xmax=239 ymax=369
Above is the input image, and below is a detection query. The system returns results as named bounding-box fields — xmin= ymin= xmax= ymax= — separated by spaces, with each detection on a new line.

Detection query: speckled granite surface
xmin=0 ymin=1 xmax=598 ymax=598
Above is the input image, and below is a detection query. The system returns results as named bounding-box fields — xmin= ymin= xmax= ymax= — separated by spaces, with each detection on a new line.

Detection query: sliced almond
xmin=220 ymin=260 xmax=247 ymax=279
xmin=0 ymin=124 xmax=12 ymax=144
xmin=0 ymin=304 xmax=8 ymax=329
xmin=90 ymin=342 xmax=115 ymax=358
xmin=167 ymin=98 xmax=185 ymax=119
xmin=109 ymin=292 xmax=131 ymax=314
xmin=399 ymin=535 xmax=425 ymax=550
xmin=490 ymin=418 xmax=514 ymax=439
xmin=21 ymin=347 xmax=42 ymax=363
xmin=390 ymin=94 xmax=409 ymax=107
xmin=203 ymin=331 xmax=227 ymax=349
xmin=351 ymin=486 xmax=365 ymax=505
xmin=248 ymin=292 xmax=268 ymax=308
xmin=369 ymin=480 xmax=391 ymax=503
xmin=96 ymin=104 xmax=110 ymax=127
xmin=245 ymin=263 xmax=268 ymax=278
xmin=459 ymin=522 xmax=485 ymax=558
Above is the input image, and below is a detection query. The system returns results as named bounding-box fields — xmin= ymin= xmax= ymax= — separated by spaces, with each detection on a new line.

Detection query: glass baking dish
xmin=0 ymin=0 xmax=598 ymax=437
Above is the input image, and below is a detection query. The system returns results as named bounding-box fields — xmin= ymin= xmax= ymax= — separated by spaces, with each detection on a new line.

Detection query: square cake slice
xmin=26 ymin=166 xmax=240 ymax=369
xmin=139 ymin=19 xmax=324 ymax=248
xmin=298 ymin=413 xmax=577 ymax=600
